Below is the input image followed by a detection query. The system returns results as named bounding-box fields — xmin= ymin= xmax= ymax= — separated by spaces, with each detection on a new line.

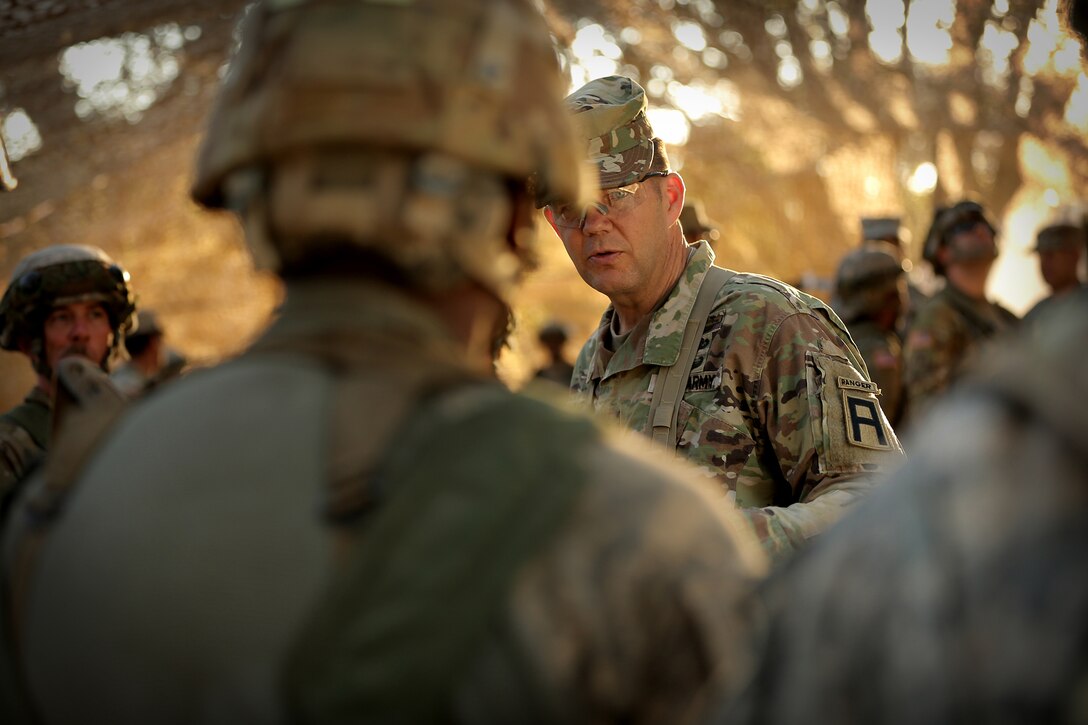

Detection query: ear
xmin=542 ymin=206 xmax=563 ymax=237
xmin=936 ymin=243 xmax=952 ymax=268
xmin=663 ymin=173 xmax=686 ymax=227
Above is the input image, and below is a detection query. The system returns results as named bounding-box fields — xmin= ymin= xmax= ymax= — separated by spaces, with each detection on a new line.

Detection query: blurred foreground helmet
xmin=832 ymin=242 xmax=905 ymax=323
xmin=0 ymin=244 xmax=136 ymax=354
xmin=192 ymin=0 xmax=590 ymax=300
xmin=922 ymin=200 xmax=997 ymax=276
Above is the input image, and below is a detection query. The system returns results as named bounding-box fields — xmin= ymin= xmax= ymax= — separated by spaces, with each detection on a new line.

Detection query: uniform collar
xmin=643 ymin=240 xmax=716 ymax=366
xmin=588 ymin=241 xmax=716 ymax=381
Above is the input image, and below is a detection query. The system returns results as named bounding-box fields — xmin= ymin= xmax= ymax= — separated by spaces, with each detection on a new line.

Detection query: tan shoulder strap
xmin=648 ymin=266 xmax=735 ymax=450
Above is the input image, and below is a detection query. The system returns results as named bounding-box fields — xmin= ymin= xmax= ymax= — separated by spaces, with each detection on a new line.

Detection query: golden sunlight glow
xmin=1 ymin=109 xmax=43 ymax=162
xmin=1021 ymin=0 xmax=1065 ymax=76
xmin=864 ymin=175 xmax=881 ymax=197
xmin=906 ymin=162 xmax=938 ymax=194
xmin=667 ymin=80 xmax=742 ymax=123
xmin=1063 ymin=73 xmax=1088 ymax=129
xmin=989 ymin=187 xmax=1052 ymax=315
xmin=936 ymin=130 xmax=964 ymax=196
xmin=777 ymin=56 xmax=804 ymax=88
xmin=905 ymin=0 xmax=954 ymax=66
xmin=1020 ymin=135 xmax=1073 ymax=190
xmin=979 ymin=19 xmax=1019 ymax=88
xmin=568 ymin=23 xmax=623 ymax=90
xmin=826 ymin=2 xmax=850 ymax=38
xmin=865 ymin=0 xmax=905 ymax=65
xmin=1015 ymin=76 xmax=1034 ymax=117
xmin=58 ymin=23 xmax=201 ymax=123
xmin=673 ymin=20 xmax=708 ymax=52
xmin=647 ymin=108 xmax=690 ymax=146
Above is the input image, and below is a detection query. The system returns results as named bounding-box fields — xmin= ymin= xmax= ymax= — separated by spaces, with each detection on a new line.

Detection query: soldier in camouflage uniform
xmin=0 ymin=245 xmax=135 ymax=508
xmin=859 ymin=216 xmax=929 ymax=335
xmin=1 ymin=3 xmax=767 ymax=724
xmin=719 ymin=293 xmax=1088 ymax=725
xmin=831 ymin=242 xmax=907 ymax=428
xmin=904 ymin=201 xmax=1018 ymax=421
xmin=680 ymin=199 xmax=720 ymax=247
xmin=1023 ymin=222 xmax=1086 ymax=325
xmin=545 ymin=76 xmax=903 ymax=562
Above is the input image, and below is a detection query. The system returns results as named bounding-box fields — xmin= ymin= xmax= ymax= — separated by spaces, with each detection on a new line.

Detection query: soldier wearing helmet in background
xmin=831 ymin=243 xmax=908 ymax=428
xmin=110 ymin=309 xmax=188 ymax=397
xmin=0 ymin=244 xmax=134 ymax=505
xmin=859 ymin=216 xmax=929 ymax=335
xmin=1023 ymin=222 xmax=1086 ymax=325
xmin=904 ymin=201 xmax=1018 ymax=421
xmin=533 ymin=319 xmax=576 ymax=386
xmin=1 ymin=2 xmax=766 ymax=723
xmin=546 ymin=76 xmax=903 ymax=563
xmin=680 ymin=199 xmax=721 ymax=247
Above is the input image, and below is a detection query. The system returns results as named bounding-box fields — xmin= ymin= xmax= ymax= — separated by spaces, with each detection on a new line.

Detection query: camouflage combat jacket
xmin=572 ymin=242 xmax=904 ymax=561
xmin=0 ymin=388 xmax=51 ymax=508
xmin=847 ymin=320 xmax=904 ymax=428
xmin=5 ymin=279 xmax=766 ymax=725
xmin=904 ymin=282 xmax=1018 ymax=420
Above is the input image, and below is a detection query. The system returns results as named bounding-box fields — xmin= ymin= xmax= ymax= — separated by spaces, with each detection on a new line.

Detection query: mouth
xmin=587 ymin=250 xmax=621 ymax=264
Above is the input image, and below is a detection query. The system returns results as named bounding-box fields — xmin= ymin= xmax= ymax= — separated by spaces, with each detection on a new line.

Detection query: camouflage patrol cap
xmin=861 ymin=217 xmax=901 ymax=243
xmin=832 ymin=242 xmax=905 ymax=323
xmin=0 ymin=244 xmax=136 ymax=352
xmin=565 ymin=76 xmax=669 ymax=189
xmin=1033 ymin=223 xmax=1083 ymax=253
xmin=191 ymin=0 xmax=590 ymax=300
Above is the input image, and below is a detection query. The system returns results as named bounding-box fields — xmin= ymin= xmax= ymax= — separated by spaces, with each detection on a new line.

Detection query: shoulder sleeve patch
xmin=806 ymin=352 xmax=901 ymax=473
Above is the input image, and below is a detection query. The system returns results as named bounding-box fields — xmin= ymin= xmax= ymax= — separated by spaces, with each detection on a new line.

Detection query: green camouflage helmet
xmin=191 ymin=0 xmax=591 ymax=300
xmin=0 ymin=244 xmax=136 ymax=355
xmin=922 ymin=200 xmax=997 ymax=276
xmin=832 ymin=242 xmax=905 ymax=324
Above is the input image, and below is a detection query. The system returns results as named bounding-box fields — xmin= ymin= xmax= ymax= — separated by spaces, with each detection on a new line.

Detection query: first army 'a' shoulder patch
xmin=838 ymin=376 xmax=892 ymax=450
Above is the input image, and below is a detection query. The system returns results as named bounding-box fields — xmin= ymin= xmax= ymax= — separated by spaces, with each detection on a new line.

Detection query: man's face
xmin=546 ymin=175 xmax=681 ymax=302
xmin=41 ymin=300 xmax=113 ymax=374
xmin=942 ymin=221 xmax=997 ymax=270
xmin=1038 ymin=247 xmax=1081 ymax=291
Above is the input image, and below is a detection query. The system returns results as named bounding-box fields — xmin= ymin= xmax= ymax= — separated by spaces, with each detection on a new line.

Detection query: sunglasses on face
xmin=549 ymin=171 xmax=670 ymax=230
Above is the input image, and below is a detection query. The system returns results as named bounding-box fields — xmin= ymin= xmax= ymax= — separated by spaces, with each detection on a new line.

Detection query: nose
xmin=69 ymin=312 xmax=91 ymax=341
xmin=580 ymin=203 xmax=611 ymax=234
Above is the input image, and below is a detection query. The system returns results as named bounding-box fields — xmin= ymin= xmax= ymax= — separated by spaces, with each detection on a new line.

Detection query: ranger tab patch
xmin=838 ymin=377 xmax=892 ymax=450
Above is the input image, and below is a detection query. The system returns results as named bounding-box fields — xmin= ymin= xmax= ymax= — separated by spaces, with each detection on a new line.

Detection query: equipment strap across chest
xmin=647 ymin=265 xmax=735 ymax=449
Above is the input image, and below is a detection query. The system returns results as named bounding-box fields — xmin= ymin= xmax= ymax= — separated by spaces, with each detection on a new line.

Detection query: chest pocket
xmin=805 ymin=351 xmax=899 ymax=474
xmin=675 ymin=400 xmax=761 ymax=504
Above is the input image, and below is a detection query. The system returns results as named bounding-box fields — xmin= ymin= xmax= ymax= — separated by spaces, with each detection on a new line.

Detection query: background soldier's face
xmin=1038 ymin=246 xmax=1081 ymax=291
xmin=943 ymin=222 xmax=997 ymax=268
xmin=41 ymin=300 xmax=113 ymax=373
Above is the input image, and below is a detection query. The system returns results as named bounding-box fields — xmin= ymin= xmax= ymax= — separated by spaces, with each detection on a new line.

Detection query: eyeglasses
xmin=549 ymin=171 xmax=670 ymax=229
xmin=946 ymin=217 xmax=987 ymax=238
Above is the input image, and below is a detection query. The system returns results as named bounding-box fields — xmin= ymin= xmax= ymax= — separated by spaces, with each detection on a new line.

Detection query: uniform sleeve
xmin=904 ymin=302 xmax=963 ymax=421
xmin=742 ymin=312 xmax=904 ymax=563
xmin=0 ymin=426 xmax=43 ymax=509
